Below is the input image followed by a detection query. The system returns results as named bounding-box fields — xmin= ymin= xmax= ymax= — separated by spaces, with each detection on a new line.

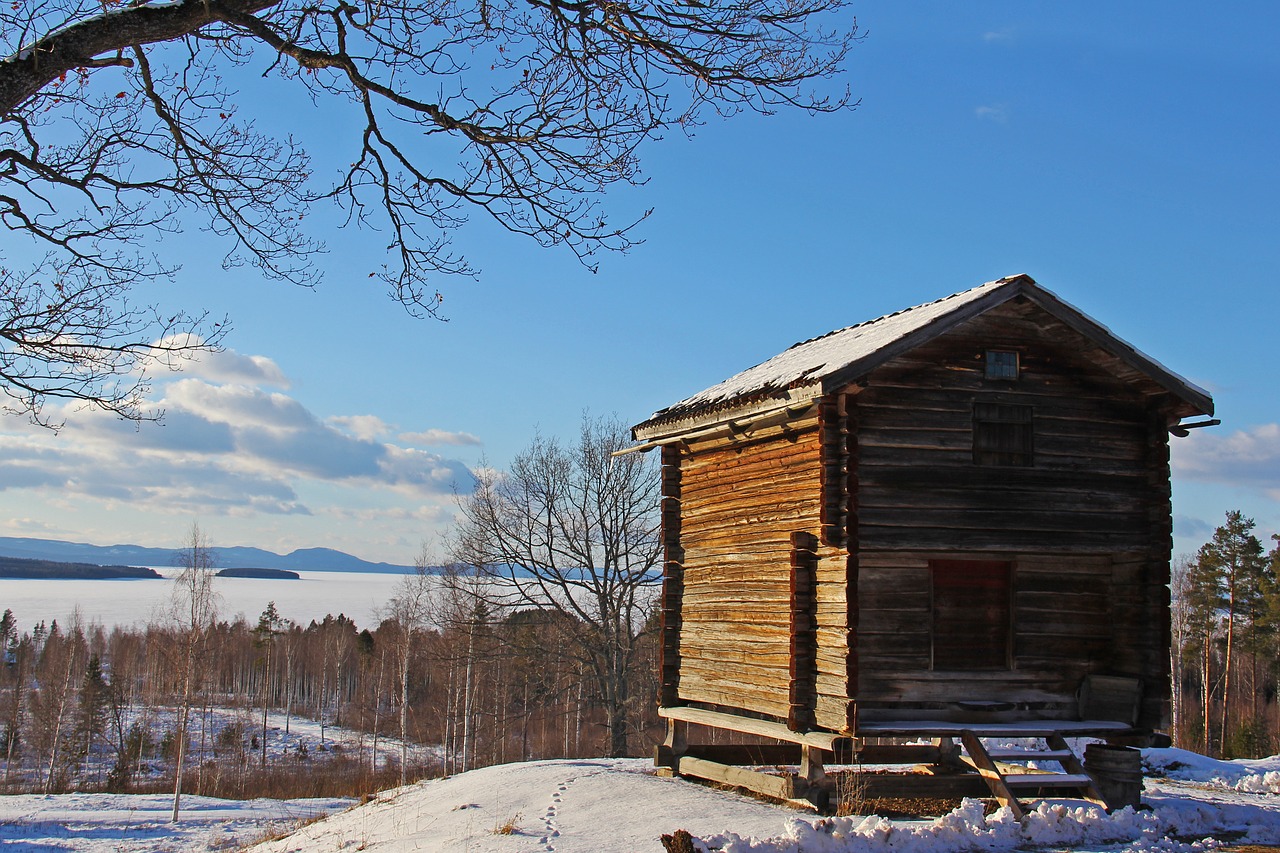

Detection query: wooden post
xmin=789 ymin=531 xmax=819 ymax=732
xmin=655 ymin=717 xmax=688 ymax=776
xmin=798 ymin=745 xmax=830 ymax=810
xmin=934 ymin=736 xmax=964 ymax=770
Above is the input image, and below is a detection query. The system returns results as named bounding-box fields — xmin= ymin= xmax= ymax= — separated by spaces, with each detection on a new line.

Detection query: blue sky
xmin=1 ymin=1 xmax=1277 ymax=563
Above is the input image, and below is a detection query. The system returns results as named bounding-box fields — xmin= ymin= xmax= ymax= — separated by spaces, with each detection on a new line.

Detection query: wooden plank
xmin=673 ymin=755 xmax=797 ymax=803
xmin=853 ymin=744 xmax=943 ymax=764
xmin=985 ymin=748 xmax=1075 ymax=761
xmin=857 ymin=719 xmax=1133 ymax=737
xmin=960 ymin=731 xmax=1025 ymax=820
xmin=659 ymin=705 xmax=845 ymax=750
xmin=1003 ymin=773 xmax=1094 ymax=788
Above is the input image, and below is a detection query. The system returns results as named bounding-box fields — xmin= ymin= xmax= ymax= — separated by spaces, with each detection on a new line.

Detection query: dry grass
xmin=491 ymin=812 xmax=521 ymax=835
xmin=240 ymin=809 xmax=332 ymax=848
xmin=102 ymin=754 xmax=440 ymax=800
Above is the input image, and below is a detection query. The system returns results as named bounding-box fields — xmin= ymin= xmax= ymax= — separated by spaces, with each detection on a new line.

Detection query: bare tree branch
xmin=2 ymin=0 xmax=858 ymax=421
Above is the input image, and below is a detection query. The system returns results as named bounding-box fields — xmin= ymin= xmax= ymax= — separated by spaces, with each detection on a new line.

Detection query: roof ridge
xmin=782 ymin=276 xmax=1021 ymax=353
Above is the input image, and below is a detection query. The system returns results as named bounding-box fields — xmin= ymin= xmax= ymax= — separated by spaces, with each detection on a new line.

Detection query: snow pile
xmin=1145 ymin=746 xmax=1280 ymax=793
xmin=702 ymin=799 xmax=1190 ymax=853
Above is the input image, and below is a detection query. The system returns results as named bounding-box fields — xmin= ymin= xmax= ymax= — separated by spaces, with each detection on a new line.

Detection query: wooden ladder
xmin=959 ymin=731 xmax=1107 ymax=820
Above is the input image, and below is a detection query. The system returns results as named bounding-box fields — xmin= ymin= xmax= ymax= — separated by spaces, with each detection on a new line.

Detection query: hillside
xmin=5 ymin=750 xmax=1280 ymax=853
xmin=0 ymin=536 xmax=417 ymax=574
xmin=243 ymin=753 xmax=1280 ymax=852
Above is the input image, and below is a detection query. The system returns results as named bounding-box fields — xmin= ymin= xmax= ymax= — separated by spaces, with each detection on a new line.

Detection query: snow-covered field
xmin=7 ymin=748 xmax=1280 ymax=852
xmin=0 ymin=792 xmax=351 ymax=851
xmin=0 ymin=702 xmax=440 ymax=795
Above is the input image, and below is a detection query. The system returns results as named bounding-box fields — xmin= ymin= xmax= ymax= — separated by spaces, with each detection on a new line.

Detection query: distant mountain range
xmin=0 ymin=536 xmax=417 ymax=574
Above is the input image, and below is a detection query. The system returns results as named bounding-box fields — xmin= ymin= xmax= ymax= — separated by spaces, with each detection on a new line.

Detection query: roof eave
xmin=1016 ymin=287 xmax=1215 ymax=418
xmin=632 ymin=383 xmax=822 ymax=443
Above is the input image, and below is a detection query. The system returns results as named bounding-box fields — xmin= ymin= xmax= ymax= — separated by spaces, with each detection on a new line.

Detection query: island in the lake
xmin=0 ymin=556 xmax=160 ymax=580
xmin=215 ymin=567 xmax=300 ymax=580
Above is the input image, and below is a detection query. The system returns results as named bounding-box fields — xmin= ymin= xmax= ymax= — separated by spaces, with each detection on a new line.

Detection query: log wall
xmin=852 ymin=297 xmax=1174 ymax=729
xmin=673 ymin=423 xmax=851 ymax=731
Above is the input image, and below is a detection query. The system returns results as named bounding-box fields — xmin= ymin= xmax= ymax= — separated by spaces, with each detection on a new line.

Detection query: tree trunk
xmin=399 ymin=630 xmax=411 ymax=787
xmin=1221 ymin=605 xmax=1235 ymax=754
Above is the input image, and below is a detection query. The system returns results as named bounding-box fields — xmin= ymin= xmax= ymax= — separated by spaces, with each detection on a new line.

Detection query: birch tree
xmin=383 ymin=547 xmax=434 ymax=785
xmin=167 ymin=521 xmax=218 ymax=822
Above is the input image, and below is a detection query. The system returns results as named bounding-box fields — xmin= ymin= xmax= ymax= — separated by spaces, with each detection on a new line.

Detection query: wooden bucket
xmin=1084 ymin=743 xmax=1143 ymax=810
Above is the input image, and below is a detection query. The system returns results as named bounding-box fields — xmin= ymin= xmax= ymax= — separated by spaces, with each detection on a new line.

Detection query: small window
xmin=931 ymin=560 xmax=1012 ymax=670
xmin=986 ymin=350 xmax=1019 ymax=380
xmin=974 ymin=403 xmax=1033 ymax=467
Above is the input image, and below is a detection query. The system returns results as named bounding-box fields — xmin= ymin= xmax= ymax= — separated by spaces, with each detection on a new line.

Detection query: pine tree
xmin=1195 ymin=510 xmax=1268 ymax=756
xmin=1185 ymin=539 xmax=1226 ymax=753
xmin=253 ymin=602 xmax=283 ymax=769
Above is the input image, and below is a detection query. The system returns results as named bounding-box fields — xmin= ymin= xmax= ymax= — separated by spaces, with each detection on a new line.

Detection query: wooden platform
xmin=655 ymin=706 xmax=1135 ymax=816
xmin=857 ymin=719 xmax=1134 ymax=738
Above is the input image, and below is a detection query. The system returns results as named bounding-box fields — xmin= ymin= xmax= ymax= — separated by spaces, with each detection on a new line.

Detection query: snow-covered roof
xmin=633 ymin=274 xmax=1213 ymax=440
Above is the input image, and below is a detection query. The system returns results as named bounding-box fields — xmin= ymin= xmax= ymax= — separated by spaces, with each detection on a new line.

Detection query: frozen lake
xmin=0 ymin=568 xmax=414 ymax=631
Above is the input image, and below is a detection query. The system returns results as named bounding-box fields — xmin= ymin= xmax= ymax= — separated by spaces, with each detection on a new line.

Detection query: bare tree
xmin=167 ymin=521 xmax=217 ymax=822
xmin=383 ymin=545 xmax=434 ymax=785
xmin=1170 ymin=553 xmax=1194 ymax=747
xmin=453 ymin=414 xmax=660 ymax=757
xmin=2 ymin=0 xmax=856 ymax=422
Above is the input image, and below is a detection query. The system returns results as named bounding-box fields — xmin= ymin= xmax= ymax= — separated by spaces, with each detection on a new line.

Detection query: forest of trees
xmin=4 ymin=504 xmax=1280 ymax=802
xmin=1173 ymin=510 xmax=1280 ymax=759
xmin=0 ymin=578 xmax=663 ymax=799
xmin=0 ymin=418 xmax=668 ymax=805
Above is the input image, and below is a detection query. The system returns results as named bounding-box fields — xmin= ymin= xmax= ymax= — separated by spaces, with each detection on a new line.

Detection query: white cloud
xmin=1172 ymin=423 xmax=1280 ymax=491
xmin=163 ymin=380 xmax=314 ymax=431
xmin=982 ymin=27 xmax=1018 ymax=43
xmin=331 ymin=415 xmax=390 ymax=441
xmin=150 ymin=336 xmax=289 ymax=388
xmin=975 ymin=104 xmax=1009 ymax=124
xmin=192 ymin=350 xmax=289 ymax=388
xmin=0 ymin=346 xmax=478 ymax=551
xmin=399 ymin=428 xmax=483 ymax=447
xmin=324 ymin=505 xmax=454 ymax=525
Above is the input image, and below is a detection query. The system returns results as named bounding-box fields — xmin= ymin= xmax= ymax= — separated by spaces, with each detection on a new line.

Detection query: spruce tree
xmin=76 ymin=655 xmax=110 ymax=780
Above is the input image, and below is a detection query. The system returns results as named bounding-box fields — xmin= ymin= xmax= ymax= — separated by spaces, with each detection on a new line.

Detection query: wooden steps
xmin=985 ymin=747 xmax=1075 ymax=761
xmin=959 ymin=731 xmax=1107 ymax=820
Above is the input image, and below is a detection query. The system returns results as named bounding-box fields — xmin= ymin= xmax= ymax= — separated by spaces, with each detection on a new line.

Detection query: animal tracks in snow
xmin=537 ymin=779 xmax=574 ymax=851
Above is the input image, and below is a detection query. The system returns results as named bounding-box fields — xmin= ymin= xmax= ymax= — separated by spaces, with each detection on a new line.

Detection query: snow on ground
xmin=8 ymin=749 xmax=1280 ymax=852
xmin=0 ymin=791 xmax=351 ymax=852
xmin=2 ymin=704 xmax=438 ymax=793
xmin=246 ymin=755 xmax=1280 ymax=853
xmin=1145 ymin=746 xmax=1280 ymax=793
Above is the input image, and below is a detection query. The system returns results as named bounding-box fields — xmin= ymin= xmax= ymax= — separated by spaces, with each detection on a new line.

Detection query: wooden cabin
xmin=628 ymin=275 xmax=1216 ymax=814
